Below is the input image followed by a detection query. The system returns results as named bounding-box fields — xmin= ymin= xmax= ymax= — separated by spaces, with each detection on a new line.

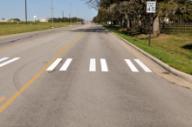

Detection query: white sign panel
xmin=147 ymin=1 xmax=156 ymax=13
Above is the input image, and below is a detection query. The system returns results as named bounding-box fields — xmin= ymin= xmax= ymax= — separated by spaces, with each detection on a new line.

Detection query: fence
xmin=161 ymin=24 xmax=192 ymax=33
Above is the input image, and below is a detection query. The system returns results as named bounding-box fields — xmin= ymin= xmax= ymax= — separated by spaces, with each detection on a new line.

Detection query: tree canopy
xmin=88 ymin=0 xmax=192 ymax=34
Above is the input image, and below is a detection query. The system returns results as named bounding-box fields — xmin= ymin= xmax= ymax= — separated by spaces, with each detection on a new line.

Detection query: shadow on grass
xmin=182 ymin=43 xmax=192 ymax=50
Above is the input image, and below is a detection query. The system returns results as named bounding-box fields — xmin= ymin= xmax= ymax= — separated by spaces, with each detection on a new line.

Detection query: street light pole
xmin=25 ymin=0 xmax=28 ymax=24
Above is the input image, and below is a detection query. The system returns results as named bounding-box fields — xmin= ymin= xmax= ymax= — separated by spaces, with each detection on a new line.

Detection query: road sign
xmin=146 ymin=1 xmax=156 ymax=13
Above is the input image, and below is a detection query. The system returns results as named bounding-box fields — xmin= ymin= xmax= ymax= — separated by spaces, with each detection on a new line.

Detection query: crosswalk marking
xmin=47 ymin=58 xmax=62 ymax=72
xmin=0 ymin=57 xmax=9 ymax=63
xmin=46 ymin=58 xmax=151 ymax=73
xmin=100 ymin=58 xmax=109 ymax=72
xmin=125 ymin=59 xmax=139 ymax=72
xmin=134 ymin=59 xmax=152 ymax=72
xmin=59 ymin=58 xmax=72 ymax=71
xmin=0 ymin=57 xmax=20 ymax=68
xmin=89 ymin=58 xmax=96 ymax=72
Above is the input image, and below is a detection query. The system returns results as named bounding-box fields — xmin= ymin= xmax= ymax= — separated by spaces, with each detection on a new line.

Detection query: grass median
xmin=106 ymin=26 xmax=192 ymax=75
xmin=0 ymin=22 xmax=75 ymax=36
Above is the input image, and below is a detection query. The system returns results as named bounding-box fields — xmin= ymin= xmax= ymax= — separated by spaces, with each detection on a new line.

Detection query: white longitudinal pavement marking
xmin=134 ymin=59 xmax=152 ymax=72
xmin=89 ymin=58 xmax=96 ymax=72
xmin=0 ymin=57 xmax=20 ymax=68
xmin=100 ymin=58 xmax=109 ymax=72
xmin=125 ymin=59 xmax=139 ymax=72
xmin=47 ymin=58 xmax=62 ymax=72
xmin=60 ymin=58 xmax=73 ymax=71
xmin=0 ymin=57 xmax=9 ymax=63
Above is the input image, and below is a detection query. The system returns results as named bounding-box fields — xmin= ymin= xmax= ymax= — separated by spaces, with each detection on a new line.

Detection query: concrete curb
xmin=113 ymin=33 xmax=192 ymax=83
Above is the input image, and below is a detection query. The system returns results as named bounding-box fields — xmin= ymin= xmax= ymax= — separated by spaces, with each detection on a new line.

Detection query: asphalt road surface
xmin=0 ymin=24 xmax=192 ymax=127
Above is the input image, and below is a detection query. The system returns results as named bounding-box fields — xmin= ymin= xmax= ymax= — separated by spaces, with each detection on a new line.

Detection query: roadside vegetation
xmin=88 ymin=0 xmax=192 ymax=35
xmin=0 ymin=22 xmax=70 ymax=36
xmin=106 ymin=26 xmax=192 ymax=75
xmin=87 ymin=0 xmax=192 ymax=75
xmin=0 ymin=17 xmax=83 ymax=36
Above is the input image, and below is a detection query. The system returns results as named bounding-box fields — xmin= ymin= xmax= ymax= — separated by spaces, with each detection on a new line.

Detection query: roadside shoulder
xmin=110 ymin=31 xmax=192 ymax=89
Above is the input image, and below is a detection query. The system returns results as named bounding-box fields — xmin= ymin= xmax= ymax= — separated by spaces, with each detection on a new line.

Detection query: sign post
xmin=146 ymin=1 xmax=156 ymax=46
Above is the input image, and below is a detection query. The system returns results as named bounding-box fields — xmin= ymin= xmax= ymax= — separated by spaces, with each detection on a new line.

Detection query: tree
xmin=87 ymin=0 xmax=192 ymax=35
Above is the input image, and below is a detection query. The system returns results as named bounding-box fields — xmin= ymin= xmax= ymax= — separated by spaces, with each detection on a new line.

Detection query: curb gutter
xmin=114 ymin=33 xmax=192 ymax=83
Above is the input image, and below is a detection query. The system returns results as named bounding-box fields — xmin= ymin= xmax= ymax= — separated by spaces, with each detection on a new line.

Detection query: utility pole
xmin=62 ymin=11 xmax=65 ymax=18
xmin=25 ymin=0 xmax=28 ymax=24
xmin=69 ymin=13 xmax=71 ymax=24
xmin=51 ymin=0 xmax=54 ymax=28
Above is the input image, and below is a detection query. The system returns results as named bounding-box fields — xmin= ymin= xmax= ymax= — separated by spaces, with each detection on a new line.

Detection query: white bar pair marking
xmin=89 ymin=58 xmax=109 ymax=72
xmin=0 ymin=57 xmax=20 ymax=68
xmin=89 ymin=59 xmax=96 ymax=72
xmin=125 ymin=59 xmax=152 ymax=73
xmin=47 ymin=58 xmax=72 ymax=72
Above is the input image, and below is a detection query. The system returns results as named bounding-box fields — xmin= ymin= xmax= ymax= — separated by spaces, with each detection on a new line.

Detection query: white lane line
xmin=47 ymin=58 xmax=62 ymax=72
xmin=100 ymin=58 xmax=109 ymax=72
xmin=125 ymin=59 xmax=139 ymax=72
xmin=59 ymin=58 xmax=73 ymax=71
xmin=0 ymin=57 xmax=20 ymax=68
xmin=89 ymin=58 xmax=96 ymax=72
xmin=134 ymin=59 xmax=152 ymax=72
xmin=0 ymin=57 xmax=9 ymax=63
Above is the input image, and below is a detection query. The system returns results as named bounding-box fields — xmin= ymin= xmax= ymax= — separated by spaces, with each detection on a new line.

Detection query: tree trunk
xmin=153 ymin=16 xmax=160 ymax=36
xmin=125 ymin=14 xmax=130 ymax=29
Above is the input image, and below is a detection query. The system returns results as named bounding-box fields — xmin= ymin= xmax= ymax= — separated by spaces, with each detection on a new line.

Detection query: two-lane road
xmin=0 ymin=24 xmax=192 ymax=127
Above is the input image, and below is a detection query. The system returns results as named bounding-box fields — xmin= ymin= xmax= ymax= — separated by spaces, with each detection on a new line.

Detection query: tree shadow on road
xmin=70 ymin=27 xmax=109 ymax=33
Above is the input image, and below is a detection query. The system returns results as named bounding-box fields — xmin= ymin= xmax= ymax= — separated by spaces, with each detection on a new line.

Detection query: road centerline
xmin=0 ymin=33 xmax=84 ymax=113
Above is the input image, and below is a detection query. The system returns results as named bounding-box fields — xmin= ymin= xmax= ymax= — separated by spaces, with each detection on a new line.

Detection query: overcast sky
xmin=0 ymin=0 xmax=97 ymax=20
